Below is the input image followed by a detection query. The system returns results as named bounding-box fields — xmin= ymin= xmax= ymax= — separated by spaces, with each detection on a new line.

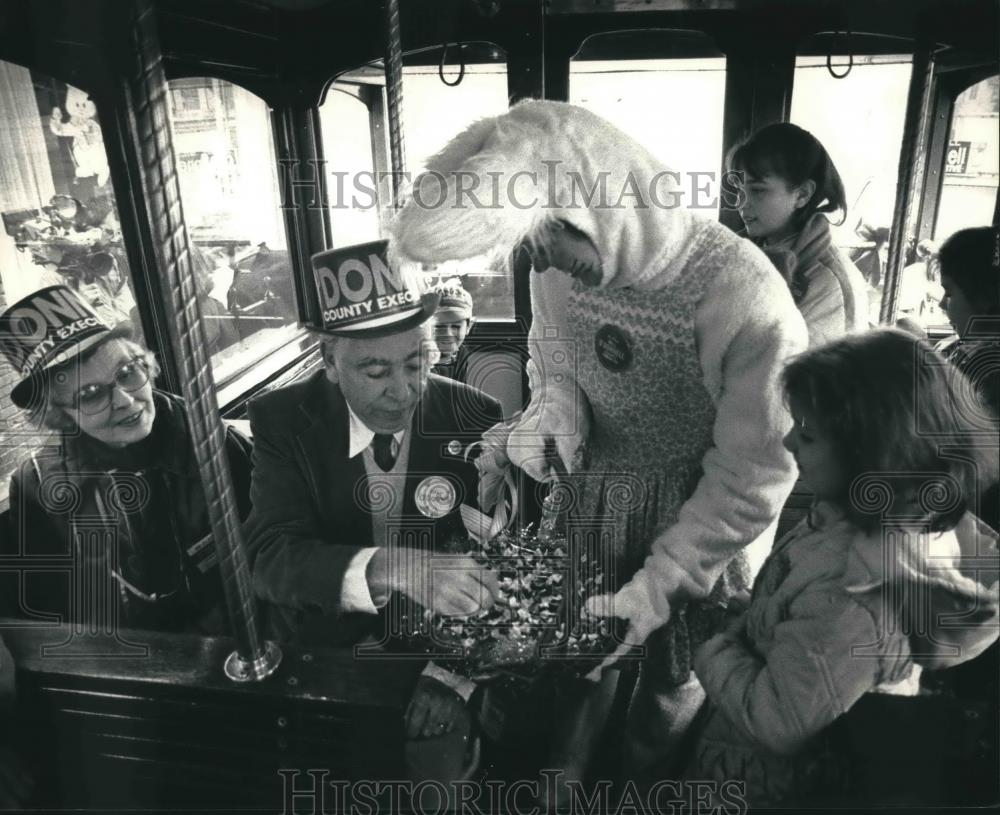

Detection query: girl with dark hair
xmin=730 ymin=123 xmax=870 ymax=346
xmin=686 ymin=329 xmax=999 ymax=806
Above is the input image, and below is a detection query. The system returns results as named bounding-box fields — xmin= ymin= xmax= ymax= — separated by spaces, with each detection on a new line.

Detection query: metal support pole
xmin=121 ymin=0 xmax=280 ymax=681
xmin=384 ymin=0 xmax=408 ymax=209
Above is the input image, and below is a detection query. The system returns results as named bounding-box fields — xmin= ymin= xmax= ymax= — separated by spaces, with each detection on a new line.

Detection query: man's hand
xmin=416 ymin=551 xmax=499 ymax=616
xmin=368 ymin=548 xmax=499 ymax=617
xmin=405 ymin=675 xmax=468 ymax=739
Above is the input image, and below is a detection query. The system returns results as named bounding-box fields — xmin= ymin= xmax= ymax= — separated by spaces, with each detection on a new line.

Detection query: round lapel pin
xmin=415 ymin=476 xmax=457 ymax=518
xmin=595 ymin=324 xmax=633 ymax=372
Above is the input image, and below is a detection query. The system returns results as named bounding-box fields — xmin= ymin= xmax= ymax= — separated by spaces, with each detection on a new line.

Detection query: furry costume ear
xmin=390 ymin=99 xmax=698 ymax=290
xmin=389 ymin=113 xmax=555 ymax=269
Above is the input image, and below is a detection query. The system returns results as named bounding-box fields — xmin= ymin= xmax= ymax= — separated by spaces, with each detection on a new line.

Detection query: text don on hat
xmin=310 ymin=239 xmax=439 ymax=337
xmin=0 ymin=285 xmax=114 ymax=409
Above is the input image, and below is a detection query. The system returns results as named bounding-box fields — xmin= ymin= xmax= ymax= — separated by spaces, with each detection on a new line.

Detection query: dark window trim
xmin=570 ymin=27 xmax=726 ymax=62
xmin=144 ymin=73 xmax=321 ymax=410
xmin=919 ymin=66 xmax=1000 ymax=243
xmin=216 ymin=332 xmax=321 ymax=416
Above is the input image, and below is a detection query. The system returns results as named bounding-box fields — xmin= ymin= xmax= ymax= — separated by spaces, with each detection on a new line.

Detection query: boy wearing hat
xmin=430 ymin=277 xmax=474 ymax=381
xmin=244 ymin=240 xmax=504 ymax=785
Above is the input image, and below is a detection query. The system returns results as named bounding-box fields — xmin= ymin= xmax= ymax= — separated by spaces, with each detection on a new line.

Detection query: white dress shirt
xmin=338 ymin=403 xmax=475 ymax=701
xmin=339 ymin=402 xmax=405 ymax=614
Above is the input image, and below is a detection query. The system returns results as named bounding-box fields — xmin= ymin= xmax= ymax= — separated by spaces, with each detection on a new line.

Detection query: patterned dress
xmin=566 ymin=251 xmax=751 ymax=687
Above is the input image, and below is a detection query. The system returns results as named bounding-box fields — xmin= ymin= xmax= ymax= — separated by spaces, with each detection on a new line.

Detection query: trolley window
xmin=320 ymin=44 xmax=514 ymax=319
xmin=166 ymin=77 xmax=299 ymax=390
xmin=0 ymin=63 xmax=145 ymax=507
xmin=570 ymin=44 xmax=727 ymax=216
xmin=934 ymin=75 xmax=999 ymax=242
xmin=791 ymin=51 xmax=913 ymax=325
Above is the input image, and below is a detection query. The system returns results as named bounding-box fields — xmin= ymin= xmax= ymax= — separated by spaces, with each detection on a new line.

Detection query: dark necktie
xmin=372 ymin=433 xmax=396 ymax=472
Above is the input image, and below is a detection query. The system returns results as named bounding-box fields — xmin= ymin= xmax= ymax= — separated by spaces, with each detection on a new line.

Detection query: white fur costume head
xmin=390 ymin=100 xmax=702 ymax=290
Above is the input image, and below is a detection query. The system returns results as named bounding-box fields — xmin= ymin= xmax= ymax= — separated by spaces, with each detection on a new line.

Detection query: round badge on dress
xmin=595 ymin=324 xmax=633 ymax=372
xmin=447 ymin=439 xmax=463 ymax=456
xmin=415 ymin=476 xmax=457 ymax=518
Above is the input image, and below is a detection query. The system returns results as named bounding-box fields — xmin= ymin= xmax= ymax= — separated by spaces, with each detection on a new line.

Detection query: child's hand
xmin=584 ymin=575 xmax=670 ymax=680
xmin=693 ymin=612 xmax=752 ymax=681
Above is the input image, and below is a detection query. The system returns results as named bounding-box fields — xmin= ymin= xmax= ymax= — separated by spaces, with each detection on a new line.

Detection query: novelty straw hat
xmin=309 ymin=239 xmax=439 ymax=337
xmin=0 ymin=285 xmax=115 ymax=409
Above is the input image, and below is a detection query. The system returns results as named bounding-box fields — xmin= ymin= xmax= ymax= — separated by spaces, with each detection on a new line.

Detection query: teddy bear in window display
xmin=49 ymin=86 xmax=111 ymax=187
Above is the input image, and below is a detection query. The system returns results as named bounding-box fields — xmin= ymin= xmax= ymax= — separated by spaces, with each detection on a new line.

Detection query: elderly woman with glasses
xmin=1 ymin=285 xmax=252 ymax=634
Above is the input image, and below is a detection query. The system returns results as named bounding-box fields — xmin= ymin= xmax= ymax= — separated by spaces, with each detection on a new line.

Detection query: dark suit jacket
xmin=245 ymin=369 xmax=504 ymax=646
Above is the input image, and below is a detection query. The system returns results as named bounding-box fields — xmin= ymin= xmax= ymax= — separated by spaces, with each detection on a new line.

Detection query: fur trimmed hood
xmin=389 ymin=99 xmax=702 ymax=290
xmin=840 ymin=507 xmax=1000 ymax=670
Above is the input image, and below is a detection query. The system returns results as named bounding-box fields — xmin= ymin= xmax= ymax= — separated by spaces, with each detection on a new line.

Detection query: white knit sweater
xmin=521 ymin=218 xmax=808 ymax=616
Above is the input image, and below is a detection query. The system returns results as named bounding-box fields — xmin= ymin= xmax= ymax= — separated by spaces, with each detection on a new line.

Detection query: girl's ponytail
xmin=729 ymin=123 xmax=848 ymax=226
xmin=810 ymin=142 xmax=848 ymax=225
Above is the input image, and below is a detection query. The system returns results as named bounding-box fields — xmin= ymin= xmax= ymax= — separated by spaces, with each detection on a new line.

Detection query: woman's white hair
xmin=29 ymin=334 xmax=159 ymax=432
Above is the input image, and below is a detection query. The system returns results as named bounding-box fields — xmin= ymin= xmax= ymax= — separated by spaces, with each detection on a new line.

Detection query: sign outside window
xmin=945 ymin=141 xmax=971 ymax=174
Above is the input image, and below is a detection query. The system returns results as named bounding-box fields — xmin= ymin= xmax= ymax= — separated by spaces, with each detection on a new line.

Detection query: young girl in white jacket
xmin=687 ymin=329 xmax=999 ymax=806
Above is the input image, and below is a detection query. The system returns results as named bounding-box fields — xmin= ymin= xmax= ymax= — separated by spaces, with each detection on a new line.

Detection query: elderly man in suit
xmin=246 ymin=240 xmax=504 ymax=784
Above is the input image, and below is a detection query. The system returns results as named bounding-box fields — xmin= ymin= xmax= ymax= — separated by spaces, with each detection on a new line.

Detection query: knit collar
xmin=805 ymin=499 xmax=849 ymax=531
xmin=767 ymin=211 xmax=832 ymax=270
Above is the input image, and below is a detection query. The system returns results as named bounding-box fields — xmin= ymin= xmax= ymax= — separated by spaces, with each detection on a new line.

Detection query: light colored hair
xmin=782 ymin=328 xmax=998 ymax=533
xmin=30 ymin=333 xmax=159 ymax=432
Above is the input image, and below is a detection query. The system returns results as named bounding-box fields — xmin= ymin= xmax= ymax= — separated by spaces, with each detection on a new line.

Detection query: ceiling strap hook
xmin=439 ymin=43 xmax=466 ymax=87
xmin=827 ymin=27 xmax=854 ymax=79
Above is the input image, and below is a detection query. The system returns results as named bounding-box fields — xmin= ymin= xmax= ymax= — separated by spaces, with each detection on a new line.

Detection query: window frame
xmin=0 ymin=57 xmax=180 ymax=509
xmin=161 ymin=69 xmax=325 ymax=416
xmin=318 ymin=43 xmax=521 ymax=333
xmin=914 ymin=66 xmax=999 ymax=337
xmin=919 ymin=66 xmax=1000 ymax=248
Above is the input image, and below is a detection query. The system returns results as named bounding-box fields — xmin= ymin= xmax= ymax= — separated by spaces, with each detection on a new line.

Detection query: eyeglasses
xmin=56 ymin=356 xmax=150 ymax=415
